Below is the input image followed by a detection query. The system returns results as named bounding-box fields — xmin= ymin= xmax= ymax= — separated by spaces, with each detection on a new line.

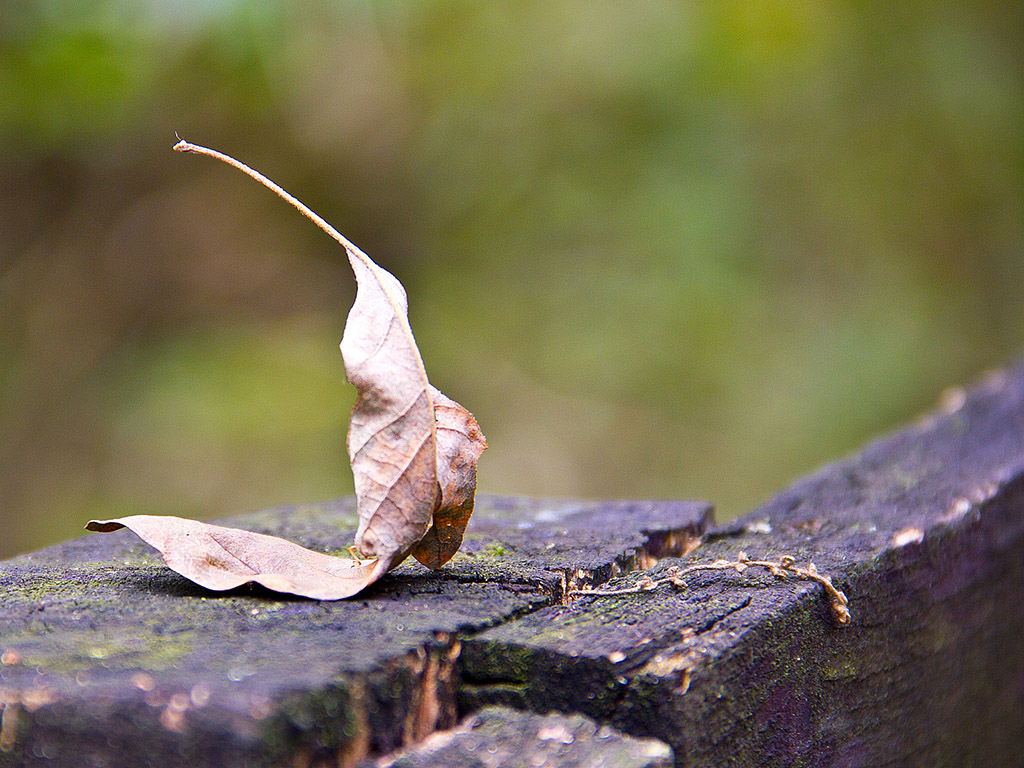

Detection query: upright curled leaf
xmin=88 ymin=139 xmax=492 ymax=600
xmin=340 ymin=250 xmax=440 ymax=576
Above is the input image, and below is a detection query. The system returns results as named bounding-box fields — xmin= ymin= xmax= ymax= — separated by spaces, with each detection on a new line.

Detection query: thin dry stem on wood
xmin=569 ymin=551 xmax=851 ymax=626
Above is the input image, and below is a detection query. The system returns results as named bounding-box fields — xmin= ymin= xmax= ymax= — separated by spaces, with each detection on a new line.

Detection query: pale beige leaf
xmin=165 ymin=140 xmax=487 ymax=586
xmin=341 ymin=253 xmax=440 ymax=577
xmin=86 ymin=516 xmax=379 ymax=600
xmin=411 ymin=387 xmax=488 ymax=569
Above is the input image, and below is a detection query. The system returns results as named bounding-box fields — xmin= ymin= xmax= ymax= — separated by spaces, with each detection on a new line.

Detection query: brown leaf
xmin=340 ymin=250 xmax=441 ymax=577
xmin=411 ymin=387 xmax=488 ymax=569
xmin=100 ymin=140 xmax=491 ymax=600
xmin=85 ymin=516 xmax=379 ymax=600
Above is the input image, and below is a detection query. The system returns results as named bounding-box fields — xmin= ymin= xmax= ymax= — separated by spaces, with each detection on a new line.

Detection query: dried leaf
xmin=85 ymin=516 xmax=379 ymax=600
xmin=86 ymin=140 xmax=489 ymax=601
xmin=412 ymin=387 xmax=488 ymax=569
xmin=341 ymin=250 xmax=440 ymax=577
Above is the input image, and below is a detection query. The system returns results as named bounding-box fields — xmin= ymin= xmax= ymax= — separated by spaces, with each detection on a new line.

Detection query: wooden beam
xmin=0 ymin=499 xmax=708 ymax=767
xmin=461 ymin=364 xmax=1024 ymax=766
xmin=3 ymin=360 xmax=1023 ymax=766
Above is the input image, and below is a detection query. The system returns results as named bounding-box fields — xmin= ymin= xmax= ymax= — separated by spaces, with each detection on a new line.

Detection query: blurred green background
xmin=1 ymin=1 xmax=1022 ymax=558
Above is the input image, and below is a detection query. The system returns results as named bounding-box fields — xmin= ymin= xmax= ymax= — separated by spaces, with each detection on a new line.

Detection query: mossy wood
xmin=2 ymin=362 xmax=1024 ymax=767
xmin=0 ymin=499 xmax=708 ymax=767
xmin=463 ymin=363 xmax=1024 ymax=767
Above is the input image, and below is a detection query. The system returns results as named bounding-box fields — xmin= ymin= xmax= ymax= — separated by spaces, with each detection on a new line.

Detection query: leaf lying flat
xmin=412 ymin=387 xmax=488 ymax=569
xmin=85 ymin=516 xmax=379 ymax=600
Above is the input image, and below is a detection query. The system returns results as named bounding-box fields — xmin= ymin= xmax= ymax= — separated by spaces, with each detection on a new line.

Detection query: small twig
xmin=569 ymin=551 xmax=851 ymax=626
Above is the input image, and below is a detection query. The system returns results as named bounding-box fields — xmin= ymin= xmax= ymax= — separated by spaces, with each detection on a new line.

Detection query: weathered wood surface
xmin=362 ymin=706 xmax=673 ymax=768
xmin=3 ymin=361 xmax=1024 ymax=768
xmin=0 ymin=499 xmax=709 ymax=767
xmin=462 ymin=365 xmax=1024 ymax=766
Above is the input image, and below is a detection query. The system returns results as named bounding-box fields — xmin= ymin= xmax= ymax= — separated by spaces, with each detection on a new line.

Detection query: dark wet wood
xmin=361 ymin=706 xmax=673 ymax=768
xmin=4 ymin=361 xmax=1024 ymax=768
xmin=0 ymin=499 xmax=709 ymax=767
xmin=461 ymin=364 xmax=1024 ymax=767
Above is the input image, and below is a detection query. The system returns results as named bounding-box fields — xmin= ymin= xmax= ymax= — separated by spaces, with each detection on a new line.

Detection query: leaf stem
xmin=171 ymin=137 xmax=434 ymax=415
xmin=173 ymin=139 xmax=364 ymax=260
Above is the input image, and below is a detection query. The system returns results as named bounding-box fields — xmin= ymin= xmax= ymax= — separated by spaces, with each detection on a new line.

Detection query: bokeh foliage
xmin=1 ymin=0 xmax=1021 ymax=557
